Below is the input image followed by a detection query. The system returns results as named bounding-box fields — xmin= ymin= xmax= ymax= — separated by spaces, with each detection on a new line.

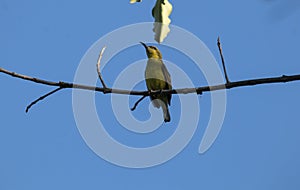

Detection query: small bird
xmin=140 ymin=42 xmax=172 ymax=122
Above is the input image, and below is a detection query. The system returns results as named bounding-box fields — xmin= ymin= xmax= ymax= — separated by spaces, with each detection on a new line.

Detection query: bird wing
xmin=161 ymin=62 xmax=172 ymax=105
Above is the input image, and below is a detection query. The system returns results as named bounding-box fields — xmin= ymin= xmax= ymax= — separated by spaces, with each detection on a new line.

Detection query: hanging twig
xmin=217 ymin=36 xmax=230 ymax=84
xmin=26 ymin=87 xmax=63 ymax=113
xmin=131 ymin=96 xmax=147 ymax=111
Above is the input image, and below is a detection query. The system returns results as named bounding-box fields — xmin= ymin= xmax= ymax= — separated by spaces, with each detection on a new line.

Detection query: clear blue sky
xmin=1 ymin=0 xmax=300 ymax=189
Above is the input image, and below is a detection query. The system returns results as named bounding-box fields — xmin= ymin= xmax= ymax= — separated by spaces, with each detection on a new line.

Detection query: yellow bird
xmin=140 ymin=42 xmax=172 ymax=122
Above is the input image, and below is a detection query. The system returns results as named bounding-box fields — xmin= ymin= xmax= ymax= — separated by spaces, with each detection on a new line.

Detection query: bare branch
xmin=96 ymin=46 xmax=108 ymax=90
xmin=26 ymin=87 xmax=63 ymax=113
xmin=1 ymin=67 xmax=300 ymax=96
xmin=0 ymin=67 xmax=65 ymax=87
xmin=131 ymin=96 xmax=147 ymax=111
xmin=217 ymin=37 xmax=230 ymax=83
xmin=2 ymin=39 xmax=299 ymax=113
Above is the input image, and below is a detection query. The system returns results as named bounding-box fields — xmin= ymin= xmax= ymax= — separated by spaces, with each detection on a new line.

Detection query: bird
xmin=140 ymin=42 xmax=172 ymax=122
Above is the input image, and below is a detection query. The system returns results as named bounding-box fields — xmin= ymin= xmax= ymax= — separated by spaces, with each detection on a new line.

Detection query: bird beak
xmin=140 ymin=42 xmax=148 ymax=50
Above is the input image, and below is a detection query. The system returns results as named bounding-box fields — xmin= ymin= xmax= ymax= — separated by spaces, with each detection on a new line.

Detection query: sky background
xmin=1 ymin=0 xmax=300 ymax=189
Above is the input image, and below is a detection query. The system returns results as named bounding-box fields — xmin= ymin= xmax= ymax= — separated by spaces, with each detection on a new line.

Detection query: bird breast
xmin=145 ymin=59 xmax=165 ymax=82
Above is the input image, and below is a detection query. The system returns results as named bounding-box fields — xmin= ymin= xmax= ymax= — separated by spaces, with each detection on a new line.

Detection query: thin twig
xmin=217 ymin=37 xmax=230 ymax=83
xmin=26 ymin=87 xmax=63 ymax=113
xmin=131 ymin=96 xmax=147 ymax=111
xmin=96 ymin=46 xmax=108 ymax=90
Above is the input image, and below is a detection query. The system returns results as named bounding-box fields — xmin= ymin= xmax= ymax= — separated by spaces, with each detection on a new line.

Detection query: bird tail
xmin=162 ymin=103 xmax=171 ymax=122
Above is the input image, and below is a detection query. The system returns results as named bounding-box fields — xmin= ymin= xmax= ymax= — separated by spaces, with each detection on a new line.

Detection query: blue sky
xmin=1 ymin=0 xmax=300 ymax=189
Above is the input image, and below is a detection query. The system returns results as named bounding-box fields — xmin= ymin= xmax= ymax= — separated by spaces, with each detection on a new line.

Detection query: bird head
xmin=140 ymin=42 xmax=162 ymax=59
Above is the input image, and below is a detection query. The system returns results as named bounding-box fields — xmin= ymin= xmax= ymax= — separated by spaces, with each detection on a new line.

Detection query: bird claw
xmin=148 ymin=90 xmax=154 ymax=95
xmin=148 ymin=89 xmax=163 ymax=95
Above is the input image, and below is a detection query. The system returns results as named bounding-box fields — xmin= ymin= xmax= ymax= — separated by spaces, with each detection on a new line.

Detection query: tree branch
xmin=1 ymin=39 xmax=300 ymax=112
xmin=217 ymin=36 xmax=230 ymax=83
xmin=131 ymin=96 xmax=147 ymax=111
xmin=26 ymin=87 xmax=63 ymax=113
xmin=1 ymin=67 xmax=300 ymax=96
xmin=96 ymin=46 xmax=108 ymax=90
